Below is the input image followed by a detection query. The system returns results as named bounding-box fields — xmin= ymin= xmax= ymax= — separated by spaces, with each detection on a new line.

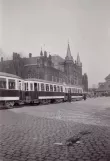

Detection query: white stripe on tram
xmin=39 ymin=96 xmax=64 ymax=99
xmin=0 ymin=97 xmax=19 ymax=101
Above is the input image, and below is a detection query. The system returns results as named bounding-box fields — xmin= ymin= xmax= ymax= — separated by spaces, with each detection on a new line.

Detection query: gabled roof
xmin=105 ymin=74 xmax=110 ymax=80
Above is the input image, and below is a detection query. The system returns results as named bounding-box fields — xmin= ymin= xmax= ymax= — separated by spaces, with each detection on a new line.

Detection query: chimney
xmin=1 ymin=57 xmax=3 ymax=62
xmin=29 ymin=53 xmax=32 ymax=58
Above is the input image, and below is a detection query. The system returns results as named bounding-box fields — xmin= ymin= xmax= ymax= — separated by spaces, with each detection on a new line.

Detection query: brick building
xmin=0 ymin=43 xmax=86 ymax=87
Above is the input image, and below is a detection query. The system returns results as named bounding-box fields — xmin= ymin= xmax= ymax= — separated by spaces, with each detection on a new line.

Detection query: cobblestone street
xmin=0 ymin=97 xmax=110 ymax=161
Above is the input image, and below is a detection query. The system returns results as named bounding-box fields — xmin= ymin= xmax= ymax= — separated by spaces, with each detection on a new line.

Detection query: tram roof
xmin=0 ymin=72 xmax=21 ymax=79
xmin=24 ymin=78 xmax=82 ymax=88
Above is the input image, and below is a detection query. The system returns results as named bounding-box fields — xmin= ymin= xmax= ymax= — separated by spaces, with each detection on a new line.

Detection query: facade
xmin=0 ymin=43 xmax=86 ymax=87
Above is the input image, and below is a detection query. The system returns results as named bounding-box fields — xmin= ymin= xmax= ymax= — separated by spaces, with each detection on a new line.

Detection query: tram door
xmin=34 ymin=83 xmax=39 ymax=99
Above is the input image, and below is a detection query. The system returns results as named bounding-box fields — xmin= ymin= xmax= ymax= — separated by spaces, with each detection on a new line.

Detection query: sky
xmin=1 ymin=0 xmax=110 ymax=87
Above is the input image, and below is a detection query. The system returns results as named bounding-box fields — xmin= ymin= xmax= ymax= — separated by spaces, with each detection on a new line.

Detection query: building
xmin=0 ymin=43 xmax=87 ymax=87
xmin=82 ymin=73 xmax=88 ymax=92
xmin=51 ymin=54 xmax=64 ymax=72
xmin=96 ymin=74 xmax=110 ymax=96
xmin=51 ymin=43 xmax=83 ymax=86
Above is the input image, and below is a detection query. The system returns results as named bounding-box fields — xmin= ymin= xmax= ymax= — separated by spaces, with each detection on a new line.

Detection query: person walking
xmin=83 ymin=94 xmax=86 ymax=100
xmin=68 ymin=89 xmax=72 ymax=102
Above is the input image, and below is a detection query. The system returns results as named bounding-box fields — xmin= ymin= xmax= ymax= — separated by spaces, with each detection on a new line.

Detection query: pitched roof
xmin=105 ymin=74 xmax=110 ymax=80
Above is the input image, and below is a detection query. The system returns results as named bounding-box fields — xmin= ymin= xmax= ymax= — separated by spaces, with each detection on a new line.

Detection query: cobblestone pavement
xmin=0 ymin=97 xmax=110 ymax=161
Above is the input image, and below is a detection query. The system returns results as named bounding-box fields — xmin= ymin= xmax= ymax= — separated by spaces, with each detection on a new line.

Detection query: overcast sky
xmin=1 ymin=0 xmax=110 ymax=87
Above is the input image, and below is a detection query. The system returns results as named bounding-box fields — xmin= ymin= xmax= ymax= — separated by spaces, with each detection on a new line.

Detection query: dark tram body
xmin=0 ymin=72 xmax=84 ymax=108
xmin=24 ymin=78 xmax=83 ymax=104
xmin=0 ymin=72 xmax=24 ymax=108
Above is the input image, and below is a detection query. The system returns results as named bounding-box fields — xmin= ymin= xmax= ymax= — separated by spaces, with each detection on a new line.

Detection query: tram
xmin=24 ymin=78 xmax=83 ymax=104
xmin=0 ymin=72 xmax=24 ymax=108
xmin=0 ymin=72 xmax=84 ymax=108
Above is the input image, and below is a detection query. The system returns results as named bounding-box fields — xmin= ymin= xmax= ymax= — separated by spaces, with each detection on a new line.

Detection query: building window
xmin=0 ymin=78 xmax=6 ymax=89
xmin=52 ymin=76 xmax=54 ymax=82
xmin=50 ymin=85 xmax=53 ymax=92
xmin=8 ymin=79 xmax=15 ymax=89
xmin=41 ymin=83 xmax=45 ymax=91
xmin=56 ymin=77 xmax=57 ymax=82
xmin=46 ymin=84 xmax=49 ymax=91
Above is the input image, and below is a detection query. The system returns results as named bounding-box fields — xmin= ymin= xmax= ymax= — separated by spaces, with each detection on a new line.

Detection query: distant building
xmin=82 ymin=73 xmax=88 ymax=92
xmin=0 ymin=43 xmax=87 ymax=87
xmin=96 ymin=74 xmax=110 ymax=96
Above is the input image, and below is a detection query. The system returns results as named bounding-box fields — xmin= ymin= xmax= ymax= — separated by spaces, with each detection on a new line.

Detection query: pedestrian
xmin=83 ymin=94 xmax=86 ymax=100
xmin=68 ymin=89 xmax=72 ymax=102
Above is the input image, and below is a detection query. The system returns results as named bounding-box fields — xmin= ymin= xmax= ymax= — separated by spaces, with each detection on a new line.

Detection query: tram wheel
xmin=5 ymin=101 xmax=14 ymax=109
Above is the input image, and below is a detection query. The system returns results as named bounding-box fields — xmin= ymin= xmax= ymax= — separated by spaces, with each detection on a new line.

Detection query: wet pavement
xmin=0 ymin=97 xmax=110 ymax=161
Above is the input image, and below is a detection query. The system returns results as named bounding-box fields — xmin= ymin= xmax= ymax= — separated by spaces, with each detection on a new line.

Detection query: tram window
xmin=8 ymin=79 xmax=15 ymax=89
xmin=46 ymin=84 xmax=49 ymax=91
xmin=68 ymin=88 xmax=71 ymax=93
xmin=61 ymin=86 xmax=63 ymax=92
xmin=0 ymin=78 xmax=6 ymax=89
xmin=38 ymin=83 xmax=39 ymax=91
xmin=65 ymin=88 xmax=67 ymax=93
xmin=41 ymin=83 xmax=45 ymax=91
xmin=72 ymin=89 xmax=74 ymax=93
xmin=54 ymin=85 xmax=56 ymax=92
xmin=30 ymin=83 xmax=33 ymax=91
xmin=27 ymin=83 xmax=28 ymax=91
xmin=34 ymin=83 xmax=37 ymax=91
xmin=50 ymin=85 xmax=53 ymax=92
xmin=25 ymin=83 xmax=26 ymax=91
xmin=57 ymin=86 xmax=60 ymax=92
xmin=73 ymin=88 xmax=75 ymax=93
xmin=19 ymin=82 xmax=21 ymax=90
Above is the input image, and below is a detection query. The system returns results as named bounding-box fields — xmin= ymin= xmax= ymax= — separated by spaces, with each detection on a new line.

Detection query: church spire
xmin=77 ymin=52 xmax=81 ymax=66
xmin=40 ymin=47 xmax=43 ymax=56
xmin=65 ymin=42 xmax=73 ymax=61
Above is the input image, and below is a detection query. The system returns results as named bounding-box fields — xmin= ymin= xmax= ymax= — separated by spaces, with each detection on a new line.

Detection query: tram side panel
xmin=24 ymin=90 xmax=65 ymax=104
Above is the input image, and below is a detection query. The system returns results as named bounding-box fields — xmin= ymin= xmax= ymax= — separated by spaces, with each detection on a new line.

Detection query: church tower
xmin=65 ymin=42 xmax=74 ymax=62
xmin=64 ymin=42 xmax=74 ymax=84
xmin=76 ymin=52 xmax=82 ymax=85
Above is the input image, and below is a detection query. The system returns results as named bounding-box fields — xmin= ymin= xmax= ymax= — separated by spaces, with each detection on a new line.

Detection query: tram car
xmin=24 ymin=78 xmax=83 ymax=104
xmin=0 ymin=72 xmax=84 ymax=108
xmin=0 ymin=72 xmax=24 ymax=108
